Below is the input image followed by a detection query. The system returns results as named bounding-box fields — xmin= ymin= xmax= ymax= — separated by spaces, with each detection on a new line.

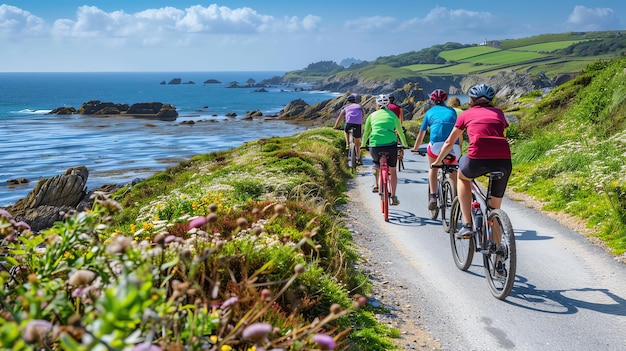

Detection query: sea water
xmin=0 ymin=72 xmax=339 ymax=206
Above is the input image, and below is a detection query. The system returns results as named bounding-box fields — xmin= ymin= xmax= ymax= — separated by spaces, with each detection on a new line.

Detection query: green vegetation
xmin=285 ymin=30 xmax=624 ymax=83
xmin=513 ymin=40 xmax=587 ymax=52
xmin=508 ymin=57 xmax=626 ymax=255
xmin=438 ymin=46 xmax=500 ymax=62
xmin=0 ymin=129 xmax=400 ymax=350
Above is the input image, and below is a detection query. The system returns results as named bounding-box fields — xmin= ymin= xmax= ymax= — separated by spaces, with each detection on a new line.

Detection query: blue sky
xmin=1 ymin=1 xmax=624 ymax=72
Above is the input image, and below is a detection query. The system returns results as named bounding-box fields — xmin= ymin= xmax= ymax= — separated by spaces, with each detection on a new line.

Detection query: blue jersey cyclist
xmin=334 ymin=93 xmax=365 ymax=164
xmin=362 ymin=94 xmax=409 ymax=206
xmin=411 ymin=89 xmax=462 ymax=210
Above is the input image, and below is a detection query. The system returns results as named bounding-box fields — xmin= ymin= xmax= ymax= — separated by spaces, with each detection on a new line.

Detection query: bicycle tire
xmin=382 ymin=173 xmax=390 ymax=222
xmin=428 ymin=188 xmax=439 ymax=220
xmin=483 ymin=209 xmax=516 ymax=300
xmin=449 ymin=197 xmax=474 ymax=271
xmin=441 ymin=178 xmax=456 ymax=233
xmin=349 ymin=143 xmax=357 ymax=174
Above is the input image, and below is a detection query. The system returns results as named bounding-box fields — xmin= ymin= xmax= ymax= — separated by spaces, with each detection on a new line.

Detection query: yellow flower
xmin=130 ymin=224 xmax=136 ymax=232
xmin=247 ymin=346 xmax=256 ymax=351
xmin=180 ymin=195 xmax=186 ymax=200
xmin=153 ymin=215 xmax=159 ymax=221
xmin=221 ymin=346 xmax=232 ymax=351
xmin=210 ymin=335 xmax=218 ymax=343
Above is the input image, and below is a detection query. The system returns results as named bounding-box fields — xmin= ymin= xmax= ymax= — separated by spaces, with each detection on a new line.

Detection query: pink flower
xmin=188 ymin=216 xmax=207 ymax=229
xmin=221 ymin=296 xmax=238 ymax=309
xmin=312 ymin=333 xmax=336 ymax=350
xmin=242 ymin=322 xmax=272 ymax=343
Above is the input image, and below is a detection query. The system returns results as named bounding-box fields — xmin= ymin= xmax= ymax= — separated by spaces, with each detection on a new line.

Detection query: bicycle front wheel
xmin=449 ymin=197 xmax=474 ymax=270
xmin=483 ymin=209 xmax=516 ymax=300
xmin=441 ymin=178 xmax=456 ymax=233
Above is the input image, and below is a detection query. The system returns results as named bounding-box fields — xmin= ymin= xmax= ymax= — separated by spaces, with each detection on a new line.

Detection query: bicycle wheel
xmin=483 ymin=209 xmax=516 ymax=300
xmin=382 ymin=173 xmax=390 ymax=222
xmin=428 ymin=187 xmax=439 ymax=220
xmin=449 ymin=197 xmax=474 ymax=271
xmin=440 ymin=178 xmax=456 ymax=233
xmin=349 ymin=142 xmax=357 ymax=174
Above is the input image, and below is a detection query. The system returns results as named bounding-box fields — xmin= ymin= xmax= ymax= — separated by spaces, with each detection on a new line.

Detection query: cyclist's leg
xmin=457 ymin=156 xmax=474 ymax=227
xmin=353 ymin=124 xmax=363 ymax=161
xmin=370 ymin=147 xmax=381 ymax=191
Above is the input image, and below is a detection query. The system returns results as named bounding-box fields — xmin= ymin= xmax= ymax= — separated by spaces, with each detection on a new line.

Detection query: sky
xmin=0 ymin=1 xmax=624 ymax=72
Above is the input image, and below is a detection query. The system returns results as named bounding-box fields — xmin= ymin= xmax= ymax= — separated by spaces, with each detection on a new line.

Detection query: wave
xmin=15 ymin=108 xmax=53 ymax=115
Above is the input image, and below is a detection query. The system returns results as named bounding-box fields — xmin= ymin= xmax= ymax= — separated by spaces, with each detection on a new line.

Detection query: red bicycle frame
xmin=379 ymin=153 xmax=390 ymax=221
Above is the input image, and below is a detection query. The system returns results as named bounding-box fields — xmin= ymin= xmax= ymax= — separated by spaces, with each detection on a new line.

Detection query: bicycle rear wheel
xmin=382 ymin=174 xmax=390 ymax=222
xmin=349 ymin=143 xmax=357 ymax=174
xmin=449 ymin=197 xmax=474 ymax=270
xmin=428 ymin=189 xmax=439 ymax=220
xmin=441 ymin=178 xmax=456 ymax=232
xmin=483 ymin=209 xmax=516 ymax=300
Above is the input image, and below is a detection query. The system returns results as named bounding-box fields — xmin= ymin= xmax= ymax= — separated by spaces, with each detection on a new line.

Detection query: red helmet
xmin=429 ymin=89 xmax=448 ymax=102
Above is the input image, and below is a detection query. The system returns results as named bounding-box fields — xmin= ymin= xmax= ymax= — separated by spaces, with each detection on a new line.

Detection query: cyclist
xmin=362 ymin=94 xmax=409 ymax=206
xmin=387 ymin=95 xmax=403 ymax=123
xmin=388 ymin=95 xmax=406 ymax=169
xmin=431 ymin=84 xmax=512 ymax=238
xmin=411 ymin=89 xmax=462 ymax=210
xmin=334 ymin=93 xmax=365 ymax=164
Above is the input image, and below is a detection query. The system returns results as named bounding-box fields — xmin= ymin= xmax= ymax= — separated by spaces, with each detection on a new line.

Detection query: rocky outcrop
xmin=6 ymin=166 xmax=89 ymax=232
xmin=49 ymin=101 xmax=178 ymax=121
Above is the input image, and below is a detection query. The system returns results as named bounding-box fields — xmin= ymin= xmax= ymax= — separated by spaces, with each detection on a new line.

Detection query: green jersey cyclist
xmin=362 ymin=94 xmax=409 ymax=206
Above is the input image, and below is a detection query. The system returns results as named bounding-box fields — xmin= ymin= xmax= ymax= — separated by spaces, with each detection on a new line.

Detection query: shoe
xmin=455 ymin=224 xmax=473 ymax=239
xmin=372 ymin=185 xmax=379 ymax=193
xmin=391 ymin=196 xmax=400 ymax=206
xmin=427 ymin=195 xmax=438 ymax=210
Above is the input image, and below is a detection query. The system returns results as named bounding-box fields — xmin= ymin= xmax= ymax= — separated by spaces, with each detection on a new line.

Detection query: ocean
xmin=0 ymin=72 xmax=339 ymax=207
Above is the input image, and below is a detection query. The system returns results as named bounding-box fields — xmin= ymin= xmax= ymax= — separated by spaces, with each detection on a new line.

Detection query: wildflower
xmin=69 ymin=270 xmax=97 ymax=287
xmin=242 ymin=322 xmax=272 ymax=343
xmin=23 ymin=319 xmax=53 ymax=344
xmin=294 ymin=264 xmax=306 ymax=275
xmin=221 ymin=296 xmax=238 ymax=309
xmin=207 ymin=213 xmax=219 ymax=223
xmin=311 ymin=333 xmax=336 ymax=350
xmin=329 ymin=303 xmax=342 ymax=315
xmin=106 ymin=235 xmax=133 ymax=255
xmin=132 ymin=344 xmax=161 ymax=351
xmin=188 ymin=216 xmax=208 ymax=229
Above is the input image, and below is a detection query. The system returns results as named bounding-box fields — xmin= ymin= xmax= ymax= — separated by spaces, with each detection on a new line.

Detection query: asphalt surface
xmin=348 ymin=151 xmax=626 ymax=351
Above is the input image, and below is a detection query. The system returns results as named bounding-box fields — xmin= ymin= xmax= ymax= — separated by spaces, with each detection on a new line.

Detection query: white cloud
xmin=565 ymin=6 xmax=620 ymax=31
xmin=401 ymin=6 xmax=494 ymax=32
xmin=0 ymin=4 xmax=47 ymax=37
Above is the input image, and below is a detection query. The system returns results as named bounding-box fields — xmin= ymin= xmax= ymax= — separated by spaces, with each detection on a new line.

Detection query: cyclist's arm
xmin=333 ymin=109 xmax=345 ymax=129
xmin=395 ymin=117 xmax=408 ymax=148
xmin=411 ymin=130 xmax=426 ymax=151
xmin=361 ymin=115 xmax=372 ymax=146
xmin=432 ymin=127 xmax=463 ymax=166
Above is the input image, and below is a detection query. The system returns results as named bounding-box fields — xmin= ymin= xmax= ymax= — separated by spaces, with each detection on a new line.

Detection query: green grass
xmin=514 ymin=40 xmax=587 ymax=52
xmin=438 ymin=46 xmax=500 ymax=61
xmin=403 ymin=63 xmax=448 ymax=72
xmin=462 ymin=50 xmax=547 ymax=65
xmin=509 ymin=56 xmax=626 ymax=256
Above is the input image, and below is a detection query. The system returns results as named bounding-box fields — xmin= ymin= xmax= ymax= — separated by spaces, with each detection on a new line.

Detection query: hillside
xmin=506 ymin=56 xmax=626 ymax=258
xmin=280 ymin=30 xmax=625 ymax=96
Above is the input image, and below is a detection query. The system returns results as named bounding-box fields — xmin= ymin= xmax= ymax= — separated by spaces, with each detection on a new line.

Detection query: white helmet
xmin=375 ymin=94 xmax=390 ymax=107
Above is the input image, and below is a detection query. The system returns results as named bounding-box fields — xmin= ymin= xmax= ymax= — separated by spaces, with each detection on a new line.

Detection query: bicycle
xmin=337 ymin=126 xmax=359 ymax=174
xmin=396 ymin=147 xmax=405 ymax=171
xmin=449 ymin=172 xmax=517 ymax=300
xmin=413 ymin=145 xmax=458 ymax=232
xmin=426 ymin=155 xmax=458 ymax=232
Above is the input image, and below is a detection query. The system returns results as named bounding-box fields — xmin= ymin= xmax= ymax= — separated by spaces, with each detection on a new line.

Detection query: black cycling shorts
xmin=345 ymin=123 xmax=362 ymax=138
xmin=370 ymin=143 xmax=398 ymax=168
xmin=459 ymin=156 xmax=512 ymax=198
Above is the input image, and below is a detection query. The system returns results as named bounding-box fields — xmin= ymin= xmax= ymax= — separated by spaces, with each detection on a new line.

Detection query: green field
xmin=403 ymin=64 xmax=448 ymax=72
xmin=514 ymin=40 xmax=587 ymax=52
xmin=462 ymin=50 xmax=547 ymax=65
xmin=438 ymin=46 xmax=500 ymax=62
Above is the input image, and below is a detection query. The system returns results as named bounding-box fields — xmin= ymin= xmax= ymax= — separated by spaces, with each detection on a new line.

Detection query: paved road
xmin=350 ymin=151 xmax=626 ymax=351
